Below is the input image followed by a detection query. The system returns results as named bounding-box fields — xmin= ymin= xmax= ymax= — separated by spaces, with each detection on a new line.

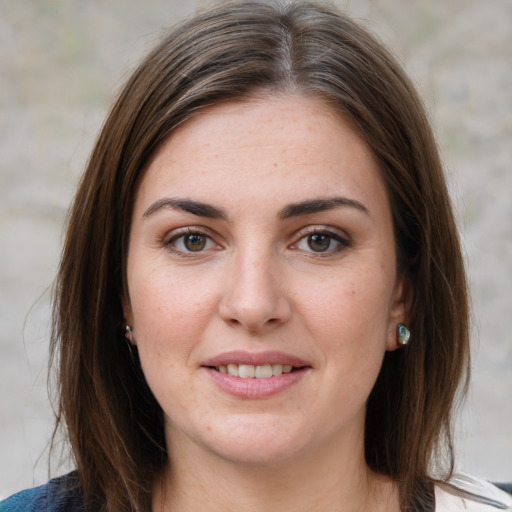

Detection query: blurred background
xmin=1 ymin=0 xmax=511 ymax=497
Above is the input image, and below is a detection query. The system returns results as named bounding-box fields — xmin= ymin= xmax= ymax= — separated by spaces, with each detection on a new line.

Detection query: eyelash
xmin=163 ymin=226 xmax=352 ymax=257
xmin=164 ymin=227 xmax=220 ymax=257
xmin=292 ymin=227 xmax=352 ymax=256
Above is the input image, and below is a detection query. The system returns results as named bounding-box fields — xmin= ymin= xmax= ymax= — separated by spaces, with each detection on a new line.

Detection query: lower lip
xmin=203 ymin=367 xmax=309 ymax=399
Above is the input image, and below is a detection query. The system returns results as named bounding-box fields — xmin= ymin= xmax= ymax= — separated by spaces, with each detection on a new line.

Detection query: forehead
xmin=135 ymin=95 xmax=387 ymax=216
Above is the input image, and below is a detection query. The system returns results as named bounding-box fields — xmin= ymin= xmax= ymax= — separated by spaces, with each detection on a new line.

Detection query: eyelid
xmin=163 ymin=226 xmax=223 ymax=256
xmin=291 ymin=225 xmax=352 ymax=254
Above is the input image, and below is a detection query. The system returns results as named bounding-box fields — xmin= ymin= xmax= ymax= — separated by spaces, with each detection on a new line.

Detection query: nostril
xmin=218 ymin=281 xmax=292 ymax=331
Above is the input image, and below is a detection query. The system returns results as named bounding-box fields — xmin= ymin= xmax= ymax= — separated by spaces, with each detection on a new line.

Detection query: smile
xmin=215 ymin=364 xmax=294 ymax=378
xmin=202 ymin=351 xmax=311 ymax=398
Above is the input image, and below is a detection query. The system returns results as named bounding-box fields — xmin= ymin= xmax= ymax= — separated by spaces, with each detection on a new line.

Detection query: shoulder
xmin=0 ymin=472 xmax=85 ymax=512
xmin=435 ymin=474 xmax=512 ymax=511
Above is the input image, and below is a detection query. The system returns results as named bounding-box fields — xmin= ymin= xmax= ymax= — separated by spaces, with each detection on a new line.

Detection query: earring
xmin=125 ymin=325 xmax=134 ymax=343
xmin=397 ymin=323 xmax=410 ymax=346
xmin=124 ymin=325 xmax=137 ymax=363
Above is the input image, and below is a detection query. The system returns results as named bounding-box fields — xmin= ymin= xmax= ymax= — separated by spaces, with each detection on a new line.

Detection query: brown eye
xmin=294 ymin=228 xmax=351 ymax=255
xmin=307 ymin=233 xmax=332 ymax=252
xmin=166 ymin=231 xmax=218 ymax=254
xmin=184 ymin=234 xmax=207 ymax=251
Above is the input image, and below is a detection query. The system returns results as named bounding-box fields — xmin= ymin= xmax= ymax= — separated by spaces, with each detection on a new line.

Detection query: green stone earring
xmin=397 ymin=323 xmax=410 ymax=346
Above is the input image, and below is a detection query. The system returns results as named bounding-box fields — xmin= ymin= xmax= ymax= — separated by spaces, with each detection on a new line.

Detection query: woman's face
xmin=124 ymin=95 xmax=406 ymax=467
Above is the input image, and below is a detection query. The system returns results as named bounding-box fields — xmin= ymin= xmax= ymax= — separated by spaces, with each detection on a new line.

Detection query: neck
xmin=152 ymin=431 xmax=398 ymax=512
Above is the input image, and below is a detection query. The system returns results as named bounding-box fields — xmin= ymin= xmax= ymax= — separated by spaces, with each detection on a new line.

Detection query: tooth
xmin=223 ymin=363 xmax=292 ymax=378
xmin=255 ymin=364 xmax=273 ymax=378
xmin=238 ymin=364 xmax=255 ymax=378
xmin=227 ymin=364 xmax=239 ymax=376
xmin=272 ymin=364 xmax=283 ymax=376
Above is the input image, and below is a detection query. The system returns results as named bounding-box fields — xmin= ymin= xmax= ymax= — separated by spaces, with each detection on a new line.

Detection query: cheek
xmin=127 ymin=260 xmax=224 ymax=362
xmin=295 ymin=267 xmax=395 ymax=398
xmin=298 ymin=267 xmax=393 ymax=335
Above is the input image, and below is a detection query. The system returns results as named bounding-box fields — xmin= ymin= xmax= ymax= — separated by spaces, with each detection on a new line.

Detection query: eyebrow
xmin=279 ymin=197 xmax=369 ymax=219
xmin=142 ymin=196 xmax=368 ymax=220
xmin=143 ymin=198 xmax=227 ymax=219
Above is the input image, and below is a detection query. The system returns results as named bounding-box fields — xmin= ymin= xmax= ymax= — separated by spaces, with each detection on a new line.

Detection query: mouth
xmin=209 ymin=363 xmax=300 ymax=379
xmin=202 ymin=351 xmax=311 ymax=396
xmin=202 ymin=351 xmax=311 ymax=379
xmin=203 ymin=358 xmax=310 ymax=399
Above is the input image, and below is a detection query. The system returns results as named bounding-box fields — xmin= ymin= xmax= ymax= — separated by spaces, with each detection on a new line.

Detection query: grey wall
xmin=1 ymin=0 xmax=511 ymax=497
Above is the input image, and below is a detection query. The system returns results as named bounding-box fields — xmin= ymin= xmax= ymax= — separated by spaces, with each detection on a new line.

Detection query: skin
xmin=123 ymin=95 xmax=406 ymax=511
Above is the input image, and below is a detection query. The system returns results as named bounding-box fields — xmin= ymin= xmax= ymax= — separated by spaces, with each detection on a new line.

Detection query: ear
xmin=386 ymin=274 xmax=411 ymax=351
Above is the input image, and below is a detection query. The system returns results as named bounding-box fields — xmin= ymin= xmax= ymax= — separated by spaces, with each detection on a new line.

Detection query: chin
xmin=185 ymin=415 xmax=312 ymax=467
xmin=208 ymin=438 xmax=302 ymax=467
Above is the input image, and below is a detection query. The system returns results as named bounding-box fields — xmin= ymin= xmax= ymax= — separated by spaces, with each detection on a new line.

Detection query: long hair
xmin=51 ymin=1 xmax=470 ymax=510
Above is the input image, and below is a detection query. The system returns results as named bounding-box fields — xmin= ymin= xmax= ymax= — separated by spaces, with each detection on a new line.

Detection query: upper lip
xmin=202 ymin=350 xmax=311 ymax=368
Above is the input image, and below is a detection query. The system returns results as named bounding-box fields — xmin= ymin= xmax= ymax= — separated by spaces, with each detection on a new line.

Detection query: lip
xmin=204 ymin=367 xmax=309 ymax=399
xmin=202 ymin=350 xmax=311 ymax=368
xmin=201 ymin=350 xmax=312 ymax=399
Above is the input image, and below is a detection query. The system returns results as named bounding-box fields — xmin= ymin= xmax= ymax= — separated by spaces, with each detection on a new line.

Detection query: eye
xmin=294 ymin=228 xmax=351 ymax=254
xmin=166 ymin=229 xmax=219 ymax=254
xmin=305 ymin=233 xmax=332 ymax=252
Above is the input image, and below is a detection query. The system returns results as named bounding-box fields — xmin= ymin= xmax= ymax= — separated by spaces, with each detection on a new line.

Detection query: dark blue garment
xmin=0 ymin=473 xmax=85 ymax=512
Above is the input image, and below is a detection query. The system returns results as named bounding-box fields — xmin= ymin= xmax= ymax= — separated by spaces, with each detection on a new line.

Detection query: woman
xmin=1 ymin=1 xmax=510 ymax=511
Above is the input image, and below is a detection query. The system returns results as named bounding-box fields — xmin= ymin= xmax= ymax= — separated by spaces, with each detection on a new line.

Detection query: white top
xmin=436 ymin=475 xmax=512 ymax=511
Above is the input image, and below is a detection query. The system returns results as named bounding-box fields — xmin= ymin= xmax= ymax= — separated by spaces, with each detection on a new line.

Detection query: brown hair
xmin=51 ymin=1 xmax=470 ymax=510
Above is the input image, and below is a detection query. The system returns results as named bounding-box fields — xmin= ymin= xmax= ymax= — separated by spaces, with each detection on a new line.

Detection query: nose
xmin=218 ymin=249 xmax=292 ymax=333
